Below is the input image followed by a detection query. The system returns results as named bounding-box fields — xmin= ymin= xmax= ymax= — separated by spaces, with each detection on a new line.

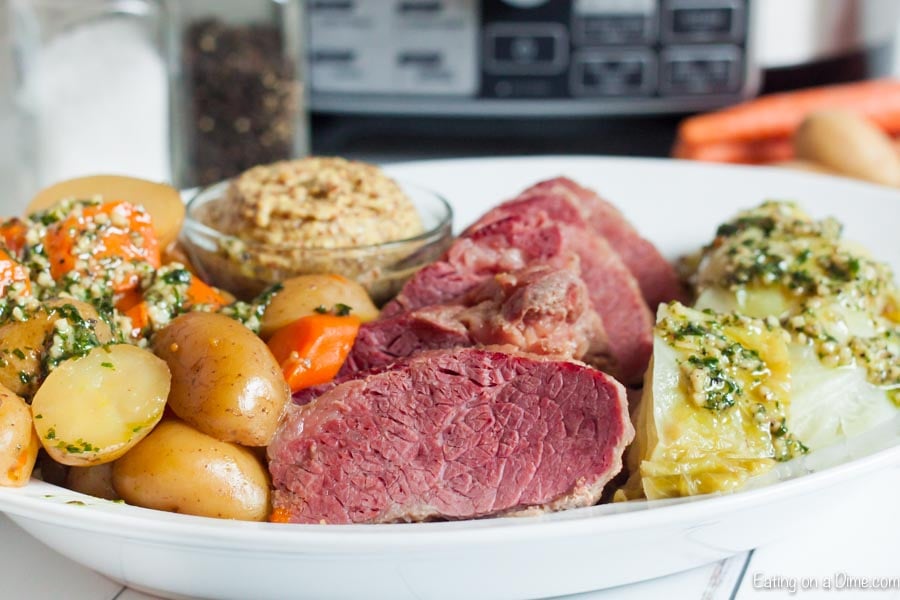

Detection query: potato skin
xmin=152 ymin=312 xmax=289 ymax=446
xmin=795 ymin=110 xmax=900 ymax=186
xmin=66 ymin=463 xmax=118 ymax=500
xmin=0 ymin=299 xmax=112 ymax=398
xmin=260 ymin=274 xmax=379 ymax=339
xmin=112 ymin=420 xmax=270 ymax=521
xmin=0 ymin=384 xmax=40 ymax=487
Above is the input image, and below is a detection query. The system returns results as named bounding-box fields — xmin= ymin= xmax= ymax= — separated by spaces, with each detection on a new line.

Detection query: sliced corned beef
xmin=268 ymin=347 xmax=634 ymax=524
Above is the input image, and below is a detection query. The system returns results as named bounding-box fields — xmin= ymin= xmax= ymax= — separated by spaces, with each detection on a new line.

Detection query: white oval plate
xmin=0 ymin=157 xmax=898 ymax=600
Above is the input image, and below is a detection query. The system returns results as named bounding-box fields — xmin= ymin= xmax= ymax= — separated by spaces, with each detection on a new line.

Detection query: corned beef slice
xmin=382 ymin=210 xmax=652 ymax=383
xmin=269 ymin=348 xmax=634 ymax=524
xmin=523 ymin=177 xmax=688 ymax=308
xmin=342 ymin=263 xmax=608 ymax=375
xmin=381 ymin=213 xmax=570 ymax=318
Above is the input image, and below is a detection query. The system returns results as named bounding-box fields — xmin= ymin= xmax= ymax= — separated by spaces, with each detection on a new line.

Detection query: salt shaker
xmin=164 ymin=0 xmax=308 ymax=189
xmin=11 ymin=0 xmax=170 ymax=199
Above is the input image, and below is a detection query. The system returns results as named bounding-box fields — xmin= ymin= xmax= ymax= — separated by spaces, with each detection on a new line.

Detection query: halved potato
xmin=31 ymin=344 xmax=170 ymax=466
xmin=0 ymin=384 xmax=40 ymax=487
xmin=0 ymin=299 xmax=113 ymax=398
xmin=27 ymin=175 xmax=185 ymax=249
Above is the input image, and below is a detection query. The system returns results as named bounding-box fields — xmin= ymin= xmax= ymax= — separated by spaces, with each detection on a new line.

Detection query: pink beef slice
xmin=381 ymin=212 xmax=572 ymax=318
xmin=382 ymin=210 xmax=652 ymax=384
xmin=341 ymin=263 xmax=608 ymax=375
xmin=467 ymin=177 xmax=688 ymax=309
xmin=268 ymin=347 xmax=634 ymax=524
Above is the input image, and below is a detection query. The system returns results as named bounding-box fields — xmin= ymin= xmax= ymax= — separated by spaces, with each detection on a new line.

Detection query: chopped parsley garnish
xmin=314 ymin=303 xmax=353 ymax=317
xmin=716 ymin=216 xmax=776 ymax=238
xmin=162 ymin=268 xmax=192 ymax=285
xmin=57 ymin=438 xmax=95 ymax=454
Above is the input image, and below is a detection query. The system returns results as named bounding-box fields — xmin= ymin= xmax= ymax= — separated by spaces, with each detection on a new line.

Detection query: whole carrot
xmin=678 ymin=79 xmax=900 ymax=147
xmin=673 ymin=137 xmax=794 ymax=164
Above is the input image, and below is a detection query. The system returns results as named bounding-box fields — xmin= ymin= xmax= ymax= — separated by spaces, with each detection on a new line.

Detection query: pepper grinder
xmin=163 ymin=0 xmax=308 ymax=189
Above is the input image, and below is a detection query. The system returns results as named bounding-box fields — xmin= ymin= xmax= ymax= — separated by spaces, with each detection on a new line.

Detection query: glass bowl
xmin=180 ymin=179 xmax=454 ymax=303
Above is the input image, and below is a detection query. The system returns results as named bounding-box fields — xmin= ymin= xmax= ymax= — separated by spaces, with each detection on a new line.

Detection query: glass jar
xmin=11 ymin=0 xmax=169 ymax=201
xmin=164 ymin=0 xmax=308 ymax=189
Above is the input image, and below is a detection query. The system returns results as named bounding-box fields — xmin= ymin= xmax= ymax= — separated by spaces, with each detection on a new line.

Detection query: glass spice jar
xmin=11 ymin=0 xmax=169 ymax=200
xmin=164 ymin=0 xmax=308 ymax=189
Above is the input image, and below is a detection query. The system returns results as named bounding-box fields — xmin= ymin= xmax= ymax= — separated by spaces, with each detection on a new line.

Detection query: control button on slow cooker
xmin=660 ymin=46 xmax=741 ymax=95
xmin=663 ymin=0 xmax=744 ymax=43
xmin=484 ymin=23 xmax=568 ymax=75
xmin=570 ymin=51 xmax=655 ymax=97
xmin=574 ymin=14 xmax=653 ymax=45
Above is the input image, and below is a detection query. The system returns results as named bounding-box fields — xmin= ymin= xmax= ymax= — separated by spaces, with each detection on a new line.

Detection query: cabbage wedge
xmin=619 ymin=303 xmax=799 ymax=500
xmin=691 ymin=201 xmax=899 ymax=449
xmin=621 ymin=201 xmax=899 ymax=501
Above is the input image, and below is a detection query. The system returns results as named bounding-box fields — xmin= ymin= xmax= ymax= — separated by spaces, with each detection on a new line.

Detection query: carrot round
xmin=185 ymin=276 xmax=228 ymax=310
xmin=115 ymin=289 xmax=150 ymax=339
xmin=678 ymin=79 xmax=900 ymax=147
xmin=267 ymin=314 xmax=361 ymax=393
xmin=0 ymin=219 xmax=28 ymax=257
xmin=44 ymin=200 xmax=161 ymax=292
xmin=269 ymin=507 xmax=292 ymax=524
xmin=0 ymin=249 xmax=31 ymax=297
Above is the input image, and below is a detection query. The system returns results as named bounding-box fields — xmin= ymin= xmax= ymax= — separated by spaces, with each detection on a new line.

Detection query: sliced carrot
xmin=0 ymin=249 xmax=31 ymax=297
xmin=0 ymin=219 xmax=28 ymax=257
xmin=678 ymin=79 xmax=900 ymax=147
xmin=124 ymin=302 xmax=151 ymax=339
xmin=673 ymin=137 xmax=794 ymax=164
xmin=269 ymin=507 xmax=292 ymax=524
xmin=114 ymin=289 xmax=150 ymax=338
xmin=186 ymin=276 xmax=228 ymax=310
xmin=267 ymin=314 xmax=361 ymax=393
xmin=44 ymin=200 xmax=161 ymax=292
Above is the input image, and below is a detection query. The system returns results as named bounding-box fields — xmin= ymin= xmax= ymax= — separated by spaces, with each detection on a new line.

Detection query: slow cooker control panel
xmin=308 ymin=0 xmax=755 ymax=115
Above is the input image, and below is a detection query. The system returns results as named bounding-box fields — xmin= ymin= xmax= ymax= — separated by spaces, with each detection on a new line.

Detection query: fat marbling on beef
xmin=341 ymin=262 xmax=607 ymax=375
xmin=268 ymin=347 xmax=634 ymax=524
xmin=520 ymin=177 xmax=688 ymax=308
xmin=382 ymin=208 xmax=653 ymax=384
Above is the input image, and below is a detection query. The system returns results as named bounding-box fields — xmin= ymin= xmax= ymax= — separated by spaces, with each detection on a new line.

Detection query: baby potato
xmin=27 ymin=175 xmax=185 ymax=249
xmin=112 ymin=420 xmax=270 ymax=521
xmin=0 ymin=384 xmax=40 ymax=487
xmin=66 ymin=463 xmax=118 ymax=500
xmin=31 ymin=344 xmax=170 ymax=466
xmin=0 ymin=299 xmax=112 ymax=397
xmin=260 ymin=273 xmax=379 ymax=338
xmin=0 ymin=312 xmax=53 ymax=397
xmin=152 ymin=312 xmax=289 ymax=446
xmin=795 ymin=110 xmax=900 ymax=186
